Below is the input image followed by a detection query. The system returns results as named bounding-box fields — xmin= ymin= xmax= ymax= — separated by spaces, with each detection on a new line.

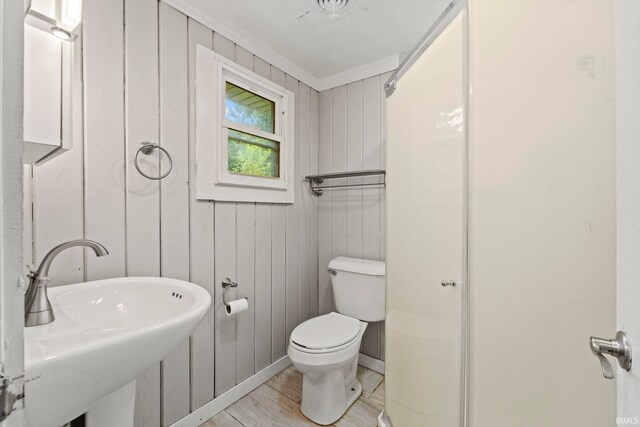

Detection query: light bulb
xmin=50 ymin=26 xmax=72 ymax=41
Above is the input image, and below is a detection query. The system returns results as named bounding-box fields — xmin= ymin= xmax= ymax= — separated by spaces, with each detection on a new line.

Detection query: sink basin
xmin=24 ymin=277 xmax=211 ymax=427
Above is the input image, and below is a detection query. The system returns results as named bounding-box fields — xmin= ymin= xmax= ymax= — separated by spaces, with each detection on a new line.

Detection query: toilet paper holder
xmin=222 ymin=278 xmax=248 ymax=308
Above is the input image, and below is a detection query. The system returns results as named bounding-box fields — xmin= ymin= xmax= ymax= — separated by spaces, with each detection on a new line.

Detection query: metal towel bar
xmin=305 ymin=169 xmax=386 ymax=196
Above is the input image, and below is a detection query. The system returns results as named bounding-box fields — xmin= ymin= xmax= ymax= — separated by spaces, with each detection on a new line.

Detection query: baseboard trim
xmin=358 ymin=353 xmax=385 ymax=375
xmin=170 ymin=356 xmax=292 ymax=427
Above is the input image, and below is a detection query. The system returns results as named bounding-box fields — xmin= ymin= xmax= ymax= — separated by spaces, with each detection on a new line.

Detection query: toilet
xmin=288 ymin=256 xmax=385 ymax=425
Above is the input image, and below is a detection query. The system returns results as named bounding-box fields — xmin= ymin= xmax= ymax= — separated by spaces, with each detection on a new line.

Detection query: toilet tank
xmin=328 ymin=257 xmax=385 ymax=322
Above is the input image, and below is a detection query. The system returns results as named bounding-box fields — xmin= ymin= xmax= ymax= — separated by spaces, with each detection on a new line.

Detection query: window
xmin=195 ymin=45 xmax=295 ymax=203
xmin=225 ymin=83 xmax=278 ymax=178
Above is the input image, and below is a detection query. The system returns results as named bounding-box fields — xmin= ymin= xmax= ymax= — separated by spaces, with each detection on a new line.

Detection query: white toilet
xmin=288 ymin=256 xmax=385 ymax=425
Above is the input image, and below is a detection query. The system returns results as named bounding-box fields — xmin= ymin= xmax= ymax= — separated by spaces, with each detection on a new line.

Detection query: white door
xmin=616 ymin=0 xmax=640 ymax=421
xmin=0 ymin=0 xmax=26 ymax=425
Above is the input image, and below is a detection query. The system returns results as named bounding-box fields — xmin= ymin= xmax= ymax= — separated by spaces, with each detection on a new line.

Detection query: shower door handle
xmin=589 ymin=331 xmax=632 ymax=379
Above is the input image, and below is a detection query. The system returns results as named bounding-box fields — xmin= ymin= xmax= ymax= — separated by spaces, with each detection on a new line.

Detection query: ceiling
xmin=167 ymin=0 xmax=450 ymax=89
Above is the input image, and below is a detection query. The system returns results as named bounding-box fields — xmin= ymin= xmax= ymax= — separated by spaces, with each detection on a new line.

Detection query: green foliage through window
xmin=225 ymin=82 xmax=279 ymax=178
xmin=228 ymin=129 xmax=279 ymax=178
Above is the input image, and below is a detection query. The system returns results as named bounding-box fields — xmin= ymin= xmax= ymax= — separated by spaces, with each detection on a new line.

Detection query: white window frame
xmin=196 ymin=45 xmax=295 ymax=203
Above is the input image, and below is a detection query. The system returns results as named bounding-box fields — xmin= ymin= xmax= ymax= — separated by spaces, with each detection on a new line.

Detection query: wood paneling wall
xmin=23 ymin=1 xmax=318 ymax=425
xmin=317 ymin=74 xmax=390 ymax=361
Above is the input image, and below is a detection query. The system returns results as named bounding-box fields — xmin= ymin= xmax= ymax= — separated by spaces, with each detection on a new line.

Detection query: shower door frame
xmin=384 ymin=0 xmax=471 ymax=425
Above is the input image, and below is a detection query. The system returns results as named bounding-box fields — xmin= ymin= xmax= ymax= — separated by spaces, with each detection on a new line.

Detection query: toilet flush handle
xmin=328 ymin=269 xmax=337 ymax=276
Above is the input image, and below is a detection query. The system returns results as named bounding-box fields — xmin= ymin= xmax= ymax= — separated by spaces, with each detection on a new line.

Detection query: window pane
xmin=228 ymin=129 xmax=279 ymax=178
xmin=225 ymin=82 xmax=275 ymax=133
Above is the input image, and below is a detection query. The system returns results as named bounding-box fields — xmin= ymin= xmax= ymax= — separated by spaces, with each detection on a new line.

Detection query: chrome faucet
xmin=25 ymin=239 xmax=109 ymax=327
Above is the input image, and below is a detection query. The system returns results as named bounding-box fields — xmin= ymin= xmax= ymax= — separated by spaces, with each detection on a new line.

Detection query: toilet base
xmin=345 ymin=378 xmax=362 ymax=411
xmin=300 ymin=376 xmax=362 ymax=425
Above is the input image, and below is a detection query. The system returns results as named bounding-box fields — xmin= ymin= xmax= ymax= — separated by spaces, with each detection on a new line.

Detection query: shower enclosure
xmin=383 ymin=0 xmax=617 ymax=426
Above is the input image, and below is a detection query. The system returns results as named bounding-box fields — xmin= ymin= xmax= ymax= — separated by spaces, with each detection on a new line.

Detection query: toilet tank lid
xmin=329 ymin=257 xmax=385 ymax=276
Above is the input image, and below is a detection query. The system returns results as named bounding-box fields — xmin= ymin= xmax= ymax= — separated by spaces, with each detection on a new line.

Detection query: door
xmin=385 ymin=10 xmax=467 ymax=426
xmin=0 ymin=0 xmax=26 ymax=425
xmin=616 ymin=0 xmax=640 ymax=420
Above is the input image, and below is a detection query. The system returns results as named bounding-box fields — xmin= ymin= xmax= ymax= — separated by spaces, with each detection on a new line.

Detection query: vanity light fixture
xmin=50 ymin=26 xmax=72 ymax=41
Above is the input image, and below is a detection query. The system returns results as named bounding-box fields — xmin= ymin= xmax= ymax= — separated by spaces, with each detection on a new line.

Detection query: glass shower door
xmin=385 ymin=9 xmax=467 ymax=427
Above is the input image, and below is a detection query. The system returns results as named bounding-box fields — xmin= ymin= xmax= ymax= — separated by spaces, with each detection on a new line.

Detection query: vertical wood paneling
xmin=362 ymin=75 xmax=381 ymax=262
xmin=285 ymin=75 xmax=300 ymax=342
xmin=298 ymin=82 xmax=311 ymax=324
xmin=318 ymin=90 xmax=333 ymax=315
xmin=159 ymin=3 xmax=189 ymax=285
xmin=124 ymin=0 xmax=161 ymax=424
xmin=124 ymin=0 xmax=160 ymax=277
xmin=83 ymin=0 xmax=126 ymax=281
xmin=253 ymin=56 xmax=274 ymax=371
xmin=317 ymin=75 xmax=387 ymax=360
xmin=187 ymin=19 xmax=215 ymax=409
xmin=361 ymin=75 xmax=382 ymax=358
xmin=270 ymin=66 xmax=288 ymax=360
xmin=234 ymin=45 xmax=253 ymax=70
xmin=29 ymin=2 xmax=323 ymax=423
xmin=213 ymin=33 xmax=235 ymax=60
xmin=214 ymin=202 xmax=237 ymax=396
xmin=32 ymin=134 xmax=84 ymax=286
xmin=232 ymin=44 xmax=257 ymax=385
xmin=346 ymin=81 xmax=363 ymax=259
xmin=236 ymin=203 xmax=256 ymax=382
xmin=254 ymin=203 xmax=272 ymax=371
xmin=309 ymin=89 xmax=320 ymax=319
xmin=211 ymin=24 xmax=238 ymax=400
xmin=271 ymin=203 xmax=287 ymax=360
xmin=331 ymin=85 xmax=348 ymax=277
xmin=22 ymin=166 xmax=33 ymax=270
xmin=159 ymin=4 xmax=190 ymax=425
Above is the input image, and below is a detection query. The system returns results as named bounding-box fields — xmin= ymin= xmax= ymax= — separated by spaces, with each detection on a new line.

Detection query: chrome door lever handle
xmin=441 ymin=280 xmax=456 ymax=287
xmin=589 ymin=331 xmax=632 ymax=379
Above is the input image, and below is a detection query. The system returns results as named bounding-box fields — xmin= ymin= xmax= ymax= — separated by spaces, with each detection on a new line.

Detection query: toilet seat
xmin=291 ymin=312 xmax=360 ymax=353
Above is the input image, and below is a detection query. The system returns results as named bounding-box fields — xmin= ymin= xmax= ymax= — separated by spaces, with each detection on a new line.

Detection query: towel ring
xmin=134 ymin=141 xmax=173 ymax=180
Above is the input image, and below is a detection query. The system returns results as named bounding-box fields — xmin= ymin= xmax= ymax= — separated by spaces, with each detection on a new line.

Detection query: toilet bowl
xmin=288 ymin=257 xmax=385 ymax=425
xmin=288 ymin=312 xmax=367 ymax=425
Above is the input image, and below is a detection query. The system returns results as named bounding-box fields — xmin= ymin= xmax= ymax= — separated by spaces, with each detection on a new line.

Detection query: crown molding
xmin=162 ymin=0 xmax=321 ymax=89
xmin=314 ymin=54 xmax=399 ymax=92
xmin=162 ymin=0 xmax=398 ymax=92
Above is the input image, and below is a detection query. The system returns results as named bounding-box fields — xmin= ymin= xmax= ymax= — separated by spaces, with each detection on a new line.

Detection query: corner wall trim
xmin=170 ymin=356 xmax=292 ymax=427
xmin=359 ymin=353 xmax=385 ymax=375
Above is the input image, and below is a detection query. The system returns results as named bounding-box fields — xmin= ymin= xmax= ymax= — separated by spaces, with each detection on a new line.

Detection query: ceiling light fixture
xmin=50 ymin=26 xmax=72 ymax=41
xmin=315 ymin=0 xmax=354 ymax=18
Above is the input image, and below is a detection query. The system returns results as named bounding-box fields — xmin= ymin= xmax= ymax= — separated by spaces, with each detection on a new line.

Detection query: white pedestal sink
xmin=24 ymin=277 xmax=211 ymax=427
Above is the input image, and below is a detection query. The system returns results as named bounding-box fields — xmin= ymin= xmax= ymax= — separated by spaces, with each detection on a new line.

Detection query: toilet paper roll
xmin=225 ymin=297 xmax=249 ymax=316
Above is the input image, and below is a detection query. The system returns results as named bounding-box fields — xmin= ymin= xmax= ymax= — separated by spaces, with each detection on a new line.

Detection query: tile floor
xmin=200 ymin=365 xmax=384 ymax=427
